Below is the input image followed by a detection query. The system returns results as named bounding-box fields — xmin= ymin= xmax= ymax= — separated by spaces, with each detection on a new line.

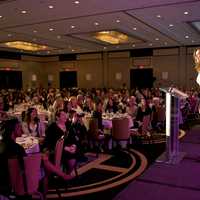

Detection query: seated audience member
xmin=126 ymin=96 xmax=138 ymax=119
xmin=92 ymin=101 xmax=104 ymax=132
xmin=69 ymin=96 xmax=83 ymax=113
xmin=83 ymin=95 xmax=94 ymax=113
xmin=43 ymin=110 xmax=78 ymax=174
xmin=22 ymin=107 xmax=45 ymax=138
xmin=0 ymin=118 xmax=26 ymax=195
xmin=135 ymin=98 xmax=152 ymax=127
xmin=70 ymin=112 xmax=88 ymax=159
xmin=0 ymin=96 xmax=8 ymax=121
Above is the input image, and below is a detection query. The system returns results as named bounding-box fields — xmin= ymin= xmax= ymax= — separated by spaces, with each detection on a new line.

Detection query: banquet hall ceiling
xmin=0 ymin=0 xmax=200 ymax=55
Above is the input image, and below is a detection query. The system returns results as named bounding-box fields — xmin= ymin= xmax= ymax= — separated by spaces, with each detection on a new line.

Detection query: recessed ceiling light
xmin=71 ymin=25 xmax=75 ymax=29
xmin=21 ymin=10 xmax=27 ymax=14
xmin=7 ymin=34 xmax=12 ymax=37
xmin=94 ymin=22 xmax=99 ymax=26
xmin=74 ymin=1 xmax=80 ymax=4
xmin=57 ymin=35 xmax=61 ymax=39
xmin=156 ymin=15 xmax=161 ymax=18
xmin=132 ymin=44 xmax=136 ymax=47
xmin=49 ymin=28 xmax=54 ymax=31
xmin=149 ymin=43 xmax=153 ymax=46
xmin=155 ymin=38 xmax=159 ymax=41
xmin=169 ymin=24 xmax=174 ymax=27
xmin=185 ymin=35 xmax=189 ymax=39
xmin=133 ymin=27 xmax=137 ymax=30
xmin=184 ymin=11 xmax=189 ymax=15
xmin=0 ymin=15 xmax=3 ymax=18
xmin=116 ymin=19 xmax=120 ymax=23
xmin=33 ymin=30 xmax=37 ymax=33
xmin=48 ymin=5 xmax=54 ymax=9
xmin=72 ymin=49 xmax=75 ymax=52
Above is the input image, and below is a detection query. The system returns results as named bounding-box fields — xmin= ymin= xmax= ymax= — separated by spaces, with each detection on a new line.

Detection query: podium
xmin=156 ymin=87 xmax=187 ymax=164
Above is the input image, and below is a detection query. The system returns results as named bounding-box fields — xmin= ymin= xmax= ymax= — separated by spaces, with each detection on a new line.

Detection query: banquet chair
xmin=112 ymin=117 xmax=130 ymax=149
xmin=88 ymin=118 xmax=105 ymax=157
xmin=55 ymin=136 xmax=78 ymax=177
xmin=131 ymin=114 xmax=152 ymax=145
xmin=8 ymin=153 xmax=43 ymax=200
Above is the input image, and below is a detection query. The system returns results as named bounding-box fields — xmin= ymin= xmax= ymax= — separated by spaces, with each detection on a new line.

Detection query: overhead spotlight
xmin=74 ymin=1 xmax=80 ymax=4
xmin=21 ymin=10 xmax=27 ymax=14
xmin=184 ymin=11 xmax=189 ymax=15
xmin=169 ymin=24 xmax=174 ymax=27
xmin=185 ymin=35 xmax=189 ymax=39
xmin=48 ymin=5 xmax=54 ymax=9
xmin=156 ymin=15 xmax=162 ymax=18
xmin=116 ymin=19 xmax=120 ymax=23
xmin=94 ymin=22 xmax=99 ymax=26
xmin=49 ymin=28 xmax=54 ymax=31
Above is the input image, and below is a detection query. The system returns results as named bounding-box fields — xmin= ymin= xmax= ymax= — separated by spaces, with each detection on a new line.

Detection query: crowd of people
xmin=0 ymin=86 xmax=199 ymax=198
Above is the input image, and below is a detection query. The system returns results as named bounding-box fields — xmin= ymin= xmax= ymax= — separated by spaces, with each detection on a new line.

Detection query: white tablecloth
xmin=16 ymin=136 xmax=40 ymax=154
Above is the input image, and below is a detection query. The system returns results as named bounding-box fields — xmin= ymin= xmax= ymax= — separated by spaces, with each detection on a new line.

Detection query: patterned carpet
xmin=47 ymin=150 xmax=148 ymax=200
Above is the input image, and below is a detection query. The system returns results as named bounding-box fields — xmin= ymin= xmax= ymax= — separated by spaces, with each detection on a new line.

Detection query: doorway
xmin=0 ymin=70 xmax=22 ymax=89
xmin=59 ymin=71 xmax=77 ymax=89
xmin=130 ymin=68 xmax=154 ymax=89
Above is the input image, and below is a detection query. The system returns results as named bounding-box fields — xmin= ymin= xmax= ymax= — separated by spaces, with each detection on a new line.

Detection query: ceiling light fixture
xmin=184 ymin=11 xmax=189 ymax=15
xmin=94 ymin=22 xmax=99 ymax=26
xmin=185 ymin=35 xmax=189 ymax=39
xmin=155 ymin=38 xmax=159 ymax=41
xmin=48 ymin=5 xmax=54 ymax=9
xmin=21 ymin=10 xmax=27 ymax=14
xmin=169 ymin=24 xmax=174 ymax=27
xmin=93 ymin=30 xmax=142 ymax=45
xmin=156 ymin=15 xmax=161 ymax=18
xmin=7 ymin=34 xmax=12 ymax=37
xmin=0 ymin=15 xmax=3 ymax=18
xmin=94 ymin=31 xmax=128 ymax=44
xmin=74 ymin=1 xmax=80 ymax=4
xmin=0 ymin=41 xmax=53 ymax=51
xmin=116 ymin=19 xmax=120 ymax=23
xmin=133 ymin=27 xmax=137 ymax=30
xmin=149 ymin=43 xmax=153 ymax=46
xmin=33 ymin=30 xmax=37 ymax=33
xmin=57 ymin=35 xmax=61 ymax=39
xmin=71 ymin=25 xmax=75 ymax=29
xmin=132 ymin=44 xmax=136 ymax=47
xmin=49 ymin=28 xmax=54 ymax=31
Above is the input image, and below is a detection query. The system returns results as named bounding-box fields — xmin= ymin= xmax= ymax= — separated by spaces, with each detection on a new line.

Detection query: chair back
xmin=157 ymin=106 xmax=166 ymax=122
xmin=142 ymin=114 xmax=151 ymax=133
xmin=8 ymin=153 xmax=41 ymax=195
xmin=88 ymin=118 xmax=99 ymax=139
xmin=112 ymin=117 xmax=130 ymax=140
xmin=54 ymin=136 xmax=64 ymax=168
